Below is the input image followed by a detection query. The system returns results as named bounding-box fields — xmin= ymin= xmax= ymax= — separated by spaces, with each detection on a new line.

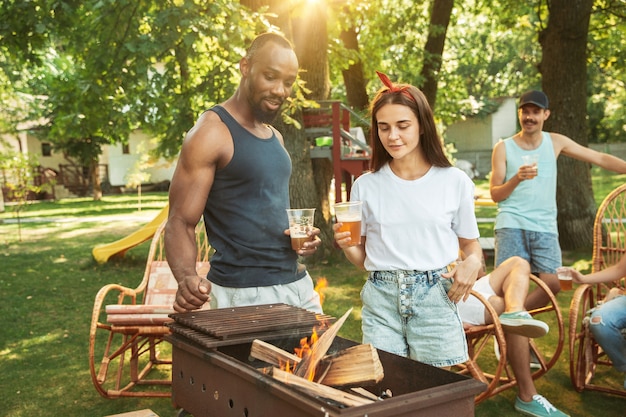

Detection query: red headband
xmin=376 ymin=71 xmax=415 ymax=102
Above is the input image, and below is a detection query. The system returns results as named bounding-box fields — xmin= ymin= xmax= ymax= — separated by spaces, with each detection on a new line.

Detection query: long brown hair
xmin=368 ymin=85 xmax=451 ymax=172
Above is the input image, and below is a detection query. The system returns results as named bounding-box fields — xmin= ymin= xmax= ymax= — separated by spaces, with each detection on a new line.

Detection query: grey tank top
xmin=204 ymin=106 xmax=303 ymax=287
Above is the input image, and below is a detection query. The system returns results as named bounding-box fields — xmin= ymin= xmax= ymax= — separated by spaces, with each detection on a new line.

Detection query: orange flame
xmin=294 ymin=329 xmax=317 ymax=359
xmin=314 ymin=277 xmax=328 ymax=305
xmin=284 ymin=328 xmax=323 ymax=381
xmin=278 ymin=279 xmax=331 ymax=382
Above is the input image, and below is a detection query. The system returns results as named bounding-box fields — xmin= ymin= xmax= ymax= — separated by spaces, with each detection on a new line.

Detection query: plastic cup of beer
xmin=557 ymin=267 xmax=573 ymax=291
xmin=521 ymin=154 xmax=539 ymax=177
xmin=286 ymin=208 xmax=315 ymax=251
xmin=334 ymin=201 xmax=362 ymax=246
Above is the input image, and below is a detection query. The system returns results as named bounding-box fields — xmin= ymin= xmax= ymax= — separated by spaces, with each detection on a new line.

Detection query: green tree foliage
xmin=0 ymin=0 xmax=265 ymax=198
xmin=587 ymin=0 xmax=626 ymax=143
xmin=1 ymin=0 xmax=626 ymax=203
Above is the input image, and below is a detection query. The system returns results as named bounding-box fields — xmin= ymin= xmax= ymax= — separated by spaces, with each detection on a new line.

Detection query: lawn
xmin=0 ymin=182 xmax=624 ymax=417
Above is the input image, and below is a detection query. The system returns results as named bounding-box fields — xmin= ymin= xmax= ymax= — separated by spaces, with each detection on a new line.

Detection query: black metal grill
xmin=167 ymin=304 xmax=486 ymax=417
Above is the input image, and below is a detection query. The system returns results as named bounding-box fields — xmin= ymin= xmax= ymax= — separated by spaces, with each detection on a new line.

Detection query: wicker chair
xmin=568 ymin=183 xmax=626 ymax=396
xmin=456 ymin=275 xmax=564 ymax=404
xmin=89 ymin=219 xmax=211 ymax=398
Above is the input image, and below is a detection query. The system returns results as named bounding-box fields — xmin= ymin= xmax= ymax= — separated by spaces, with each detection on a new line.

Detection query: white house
xmin=103 ymin=130 xmax=177 ymax=190
xmin=445 ymin=97 xmax=518 ymax=177
xmin=1 ymin=127 xmax=177 ymax=199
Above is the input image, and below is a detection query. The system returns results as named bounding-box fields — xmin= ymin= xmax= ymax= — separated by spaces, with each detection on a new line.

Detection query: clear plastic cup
xmin=334 ymin=201 xmax=362 ymax=246
xmin=286 ymin=208 xmax=315 ymax=250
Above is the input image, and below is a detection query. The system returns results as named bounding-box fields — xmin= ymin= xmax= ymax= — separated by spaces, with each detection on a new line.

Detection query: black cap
xmin=518 ymin=90 xmax=549 ymax=109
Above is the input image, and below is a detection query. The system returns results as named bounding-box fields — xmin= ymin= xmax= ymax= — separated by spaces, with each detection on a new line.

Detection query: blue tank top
xmin=495 ymin=132 xmax=558 ymax=234
xmin=204 ymin=106 xmax=303 ymax=287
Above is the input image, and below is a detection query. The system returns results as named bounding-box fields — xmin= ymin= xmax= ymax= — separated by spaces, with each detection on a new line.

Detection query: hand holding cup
xmin=556 ymin=266 xmax=574 ymax=291
xmin=334 ymin=201 xmax=362 ymax=247
xmin=520 ymin=154 xmax=539 ymax=180
xmin=286 ymin=208 xmax=316 ymax=251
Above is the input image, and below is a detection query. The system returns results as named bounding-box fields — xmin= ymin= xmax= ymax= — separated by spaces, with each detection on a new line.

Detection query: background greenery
xmin=1 ymin=1 xmax=625 ymax=166
xmin=1 ymin=172 xmax=625 ymax=416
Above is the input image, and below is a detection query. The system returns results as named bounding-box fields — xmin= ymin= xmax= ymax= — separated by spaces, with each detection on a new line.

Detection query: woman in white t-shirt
xmin=333 ymin=72 xmax=483 ymax=367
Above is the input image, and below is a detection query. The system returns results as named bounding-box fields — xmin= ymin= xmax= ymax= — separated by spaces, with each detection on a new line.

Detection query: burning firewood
xmin=250 ymin=339 xmax=301 ymax=370
xmin=250 ymin=340 xmax=384 ymax=387
xmin=268 ymin=367 xmax=374 ymax=407
xmin=293 ymin=308 xmax=353 ymax=380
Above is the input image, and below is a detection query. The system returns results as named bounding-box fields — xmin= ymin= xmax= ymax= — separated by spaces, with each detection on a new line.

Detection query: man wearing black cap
xmin=490 ymin=90 xmax=626 ymax=310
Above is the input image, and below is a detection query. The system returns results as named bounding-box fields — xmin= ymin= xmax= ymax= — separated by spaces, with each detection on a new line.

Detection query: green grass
xmin=1 ymin=189 xmax=624 ymax=417
xmin=592 ymin=167 xmax=626 ymax=204
xmin=0 ymin=194 xmax=168 ymax=221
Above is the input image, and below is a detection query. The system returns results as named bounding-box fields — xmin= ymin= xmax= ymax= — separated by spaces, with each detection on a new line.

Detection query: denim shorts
xmin=360 ymin=268 xmax=468 ymax=367
xmin=208 ymin=272 xmax=323 ymax=314
xmin=494 ymin=228 xmax=561 ymax=274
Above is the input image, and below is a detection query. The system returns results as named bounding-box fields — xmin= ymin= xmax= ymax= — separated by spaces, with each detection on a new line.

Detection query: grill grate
xmin=167 ymin=303 xmax=335 ymax=349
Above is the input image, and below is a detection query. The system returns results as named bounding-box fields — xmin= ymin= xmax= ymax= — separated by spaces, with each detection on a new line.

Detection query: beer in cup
xmin=286 ymin=208 xmax=315 ymax=250
xmin=334 ymin=201 xmax=363 ymax=246
xmin=556 ymin=267 xmax=574 ymax=291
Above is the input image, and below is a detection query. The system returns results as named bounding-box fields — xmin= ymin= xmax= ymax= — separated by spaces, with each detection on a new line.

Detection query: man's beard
xmin=247 ymin=83 xmax=283 ymax=124
xmin=250 ymin=100 xmax=281 ymax=124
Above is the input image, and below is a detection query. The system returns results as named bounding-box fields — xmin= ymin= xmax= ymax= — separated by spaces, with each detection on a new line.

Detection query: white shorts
xmin=457 ymin=274 xmax=496 ymax=325
xmin=208 ymin=272 xmax=323 ymax=314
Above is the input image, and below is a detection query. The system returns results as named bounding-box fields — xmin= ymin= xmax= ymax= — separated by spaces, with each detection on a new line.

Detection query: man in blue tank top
xmin=165 ymin=32 xmax=323 ymax=314
xmin=490 ymin=90 xmax=626 ymax=310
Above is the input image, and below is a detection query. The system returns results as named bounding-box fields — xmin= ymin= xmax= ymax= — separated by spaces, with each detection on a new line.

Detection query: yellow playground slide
xmin=92 ymin=205 xmax=169 ymax=264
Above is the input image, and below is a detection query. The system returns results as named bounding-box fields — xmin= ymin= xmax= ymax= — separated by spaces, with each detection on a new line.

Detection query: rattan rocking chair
xmin=89 ymin=219 xmax=211 ymax=398
xmin=456 ymin=274 xmax=564 ymax=404
xmin=569 ymin=183 xmax=626 ymax=396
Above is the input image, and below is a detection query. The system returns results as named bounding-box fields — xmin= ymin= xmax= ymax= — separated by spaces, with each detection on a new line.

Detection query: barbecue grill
xmin=166 ymin=304 xmax=486 ymax=417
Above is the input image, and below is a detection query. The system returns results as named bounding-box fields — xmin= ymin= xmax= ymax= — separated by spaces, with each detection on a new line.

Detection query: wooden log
xmin=269 ymin=367 xmax=373 ymax=407
xmin=250 ymin=339 xmax=301 ymax=370
xmin=317 ymin=343 xmax=384 ymax=387
xmin=350 ymin=387 xmax=382 ymax=401
xmin=294 ymin=308 xmax=353 ymax=379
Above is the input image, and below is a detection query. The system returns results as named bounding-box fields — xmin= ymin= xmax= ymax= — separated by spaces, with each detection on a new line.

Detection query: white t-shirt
xmin=351 ymin=164 xmax=479 ymax=271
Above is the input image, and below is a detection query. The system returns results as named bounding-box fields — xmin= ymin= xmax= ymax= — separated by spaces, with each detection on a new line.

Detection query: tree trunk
xmin=420 ymin=0 xmax=454 ymax=109
xmin=91 ymin=158 xmax=102 ymax=201
xmin=539 ymin=0 xmax=595 ymax=250
xmin=340 ymin=27 xmax=369 ymax=112
xmin=291 ymin=2 xmax=334 ymax=258
xmin=335 ymin=23 xmax=369 ymax=255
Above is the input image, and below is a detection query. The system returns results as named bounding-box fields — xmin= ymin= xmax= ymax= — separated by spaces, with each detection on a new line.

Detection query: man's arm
xmin=553 ymin=132 xmax=626 ymax=173
xmin=165 ymin=112 xmax=231 ymax=312
xmin=490 ymin=141 xmax=522 ymax=202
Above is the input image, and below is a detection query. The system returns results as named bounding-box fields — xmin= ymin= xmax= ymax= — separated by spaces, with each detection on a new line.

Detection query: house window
xmin=42 ymin=142 xmax=52 ymax=156
xmin=122 ymin=143 xmax=130 ymax=154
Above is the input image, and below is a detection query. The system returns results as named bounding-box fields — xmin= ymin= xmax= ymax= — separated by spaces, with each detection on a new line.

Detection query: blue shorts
xmin=360 ymin=268 xmax=468 ymax=367
xmin=494 ymin=228 xmax=561 ymax=274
